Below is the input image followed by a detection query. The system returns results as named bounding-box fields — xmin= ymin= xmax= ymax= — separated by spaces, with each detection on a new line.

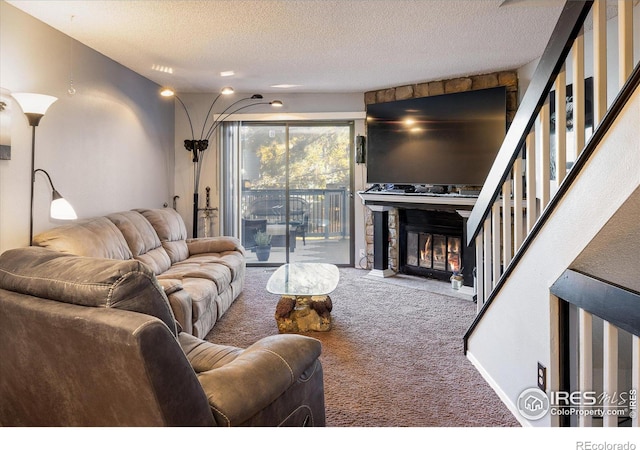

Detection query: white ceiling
xmin=7 ymin=0 xmax=569 ymax=94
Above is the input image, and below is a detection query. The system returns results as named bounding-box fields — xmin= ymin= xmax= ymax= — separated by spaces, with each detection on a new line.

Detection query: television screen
xmin=366 ymin=87 xmax=506 ymax=186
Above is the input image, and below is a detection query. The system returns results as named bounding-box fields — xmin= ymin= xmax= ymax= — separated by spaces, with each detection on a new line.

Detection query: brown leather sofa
xmin=0 ymin=246 xmax=325 ymax=426
xmin=32 ymin=208 xmax=244 ymax=337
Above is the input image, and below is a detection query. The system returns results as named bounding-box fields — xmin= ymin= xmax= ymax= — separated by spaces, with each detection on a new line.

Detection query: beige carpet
xmin=205 ymin=267 xmax=519 ymax=427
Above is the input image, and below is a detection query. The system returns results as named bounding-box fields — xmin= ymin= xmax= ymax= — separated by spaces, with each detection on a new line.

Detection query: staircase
xmin=463 ymin=0 xmax=639 ymax=427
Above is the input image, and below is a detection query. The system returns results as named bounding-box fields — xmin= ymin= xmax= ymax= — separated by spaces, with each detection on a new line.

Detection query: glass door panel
xmin=240 ymin=124 xmax=287 ymax=264
xmin=240 ymin=122 xmax=352 ymax=265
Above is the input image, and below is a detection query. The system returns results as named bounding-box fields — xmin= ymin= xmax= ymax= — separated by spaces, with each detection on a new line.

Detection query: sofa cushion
xmin=138 ymin=208 xmax=189 ymax=264
xmin=160 ymin=262 xmax=232 ymax=295
xmin=107 ymin=211 xmax=172 ymax=275
xmin=178 ymin=332 xmax=242 ymax=372
xmin=0 ymin=247 xmax=177 ymax=336
xmin=197 ymin=334 xmax=322 ymax=426
xmin=33 ymin=217 xmax=133 ymax=260
xmin=179 ymin=278 xmax=217 ymax=322
xmin=187 ymin=237 xmax=244 ymax=256
xmin=183 ymin=252 xmax=245 ymax=281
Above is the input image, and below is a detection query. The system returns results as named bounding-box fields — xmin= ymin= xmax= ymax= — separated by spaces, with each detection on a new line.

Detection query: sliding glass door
xmin=239 ymin=122 xmax=353 ymax=265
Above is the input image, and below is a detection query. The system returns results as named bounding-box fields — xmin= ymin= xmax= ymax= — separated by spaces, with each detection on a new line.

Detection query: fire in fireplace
xmin=400 ymin=208 xmax=474 ymax=286
xmin=407 ymin=232 xmax=462 ymax=273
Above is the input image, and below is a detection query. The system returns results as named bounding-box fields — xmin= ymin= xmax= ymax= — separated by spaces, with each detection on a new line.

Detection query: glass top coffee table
xmin=268 ymin=263 xmax=339 ymax=333
xmin=267 ymin=263 xmax=339 ymax=296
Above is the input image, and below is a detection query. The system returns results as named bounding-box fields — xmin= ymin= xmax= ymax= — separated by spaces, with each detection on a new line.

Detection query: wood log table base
xmin=275 ymin=295 xmax=333 ymax=333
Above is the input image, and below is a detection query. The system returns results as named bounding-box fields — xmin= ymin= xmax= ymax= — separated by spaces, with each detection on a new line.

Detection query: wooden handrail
xmin=466 ymin=1 xmax=593 ymax=246
xmin=551 ymin=270 xmax=640 ymax=338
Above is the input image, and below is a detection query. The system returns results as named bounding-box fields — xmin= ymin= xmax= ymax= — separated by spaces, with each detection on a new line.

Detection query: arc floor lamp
xmin=161 ymin=86 xmax=282 ymax=238
xmin=12 ymin=93 xmax=77 ymax=244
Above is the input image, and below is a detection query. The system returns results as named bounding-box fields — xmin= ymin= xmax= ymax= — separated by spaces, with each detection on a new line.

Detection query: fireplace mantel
xmin=358 ymin=191 xmax=478 ymax=208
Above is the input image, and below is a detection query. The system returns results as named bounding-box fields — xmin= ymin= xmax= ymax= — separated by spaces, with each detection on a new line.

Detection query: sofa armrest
xmin=165 ymin=290 xmax=193 ymax=335
xmin=196 ymin=334 xmax=322 ymax=426
xmin=186 ymin=237 xmax=245 ymax=256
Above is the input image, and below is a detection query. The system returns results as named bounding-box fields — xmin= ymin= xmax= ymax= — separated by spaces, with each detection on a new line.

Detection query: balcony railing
xmin=242 ymin=188 xmax=349 ymax=239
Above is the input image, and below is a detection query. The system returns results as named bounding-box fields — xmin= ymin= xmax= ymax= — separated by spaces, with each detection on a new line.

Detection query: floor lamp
xmin=13 ymin=93 xmax=77 ymax=244
xmin=161 ymin=87 xmax=282 ymax=238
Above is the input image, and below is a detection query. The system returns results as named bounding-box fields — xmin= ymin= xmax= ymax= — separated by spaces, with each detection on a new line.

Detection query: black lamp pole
xmin=26 ymin=113 xmax=43 ymax=245
xmin=28 ymin=124 xmax=37 ymax=245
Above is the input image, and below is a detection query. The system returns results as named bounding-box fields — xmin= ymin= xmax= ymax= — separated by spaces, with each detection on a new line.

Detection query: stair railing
xmin=465 ymin=1 xmax=638 ymax=338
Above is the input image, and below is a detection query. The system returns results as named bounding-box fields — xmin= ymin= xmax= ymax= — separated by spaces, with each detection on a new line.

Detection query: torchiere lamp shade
xmin=12 ymin=93 xmax=58 ymax=126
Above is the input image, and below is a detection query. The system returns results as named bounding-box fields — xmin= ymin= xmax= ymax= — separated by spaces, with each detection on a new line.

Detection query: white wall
xmin=0 ymin=2 xmax=174 ymax=252
xmin=172 ymin=91 xmax=367 ymax=257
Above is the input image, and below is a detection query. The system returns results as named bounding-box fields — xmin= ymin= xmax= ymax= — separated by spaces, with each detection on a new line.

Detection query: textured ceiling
xmin=7 ymin=0 xmax=569 ymax=94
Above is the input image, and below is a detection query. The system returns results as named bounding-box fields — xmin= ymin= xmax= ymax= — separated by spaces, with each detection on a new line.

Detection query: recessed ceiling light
xmin=152 ymin=64 xmax=173 ymax=74
xmin=271 ymin=84 xmax=301 ymax=89
xmin=220 ymin=70 xmax=235 ymax=77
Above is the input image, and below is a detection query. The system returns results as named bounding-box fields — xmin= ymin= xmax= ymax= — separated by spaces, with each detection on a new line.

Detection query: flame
xmin=420 ymin=235 xmax=432 ymax=262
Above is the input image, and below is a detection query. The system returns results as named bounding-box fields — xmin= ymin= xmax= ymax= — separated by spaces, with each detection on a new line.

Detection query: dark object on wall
xmin=355 ymin=135 xmax=365 ymax=164
xmin=366 ymin=87 xmax=506 ymax=186
xmin=549 ymin=77 xmax=594 ymax=132
xmin=0 ymin=145 xmax=9 ymax=160
xmin=0 ymin=98 xmax=10 ymax=160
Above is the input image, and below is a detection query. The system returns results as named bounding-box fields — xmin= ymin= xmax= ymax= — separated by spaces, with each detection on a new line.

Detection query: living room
xmin=1 ymin=0 xmax=639 ymax=446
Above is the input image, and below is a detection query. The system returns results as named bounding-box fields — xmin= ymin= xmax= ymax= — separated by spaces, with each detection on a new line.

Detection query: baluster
xmin=502 ymin=177 xmax=512 ymax=268
xmin=483 ymin=215 xmax=492 ymax=300
xmin=603 ymin=321 xmax=619 ymax=427
xmin=512 ymin=154 xmax=524 ymax=252
xmin=526 ymin=131 xmax=537 ymax=233
xmin=491 ymin=201 xmax=501 ymax=286
xmin=539 ymin=102 xmax=551 ymax=209
xmin=554 ymin=66 xmax=567 ymax=185
xmin=475 ymin=232 xmax=484 ymax=312
xmin=579 ymin=309 xmax=593 ymax=427
xmin=593 ymin=0 xmax=607 ymax=126
xmin=618 ymin=0 xmax=634 ymax=85
xmin=572 ymin=31 xmax=586 ymax=156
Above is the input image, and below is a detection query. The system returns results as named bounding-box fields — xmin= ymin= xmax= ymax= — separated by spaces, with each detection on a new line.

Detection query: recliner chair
xmin=0 ymin=247 xmax=325 ymax=426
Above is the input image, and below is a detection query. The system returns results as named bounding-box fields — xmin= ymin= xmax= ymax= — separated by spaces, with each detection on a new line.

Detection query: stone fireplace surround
xmin=362 ymin=70 xmax=518 ymax=276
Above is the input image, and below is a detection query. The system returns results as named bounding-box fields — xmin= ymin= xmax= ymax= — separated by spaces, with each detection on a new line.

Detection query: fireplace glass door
xmin=409 ymin=231 xmax=462 ymax=274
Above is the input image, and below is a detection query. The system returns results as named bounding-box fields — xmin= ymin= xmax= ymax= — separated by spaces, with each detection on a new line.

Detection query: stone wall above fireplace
xmin=364 ymin=70 xmax=518 ymax=123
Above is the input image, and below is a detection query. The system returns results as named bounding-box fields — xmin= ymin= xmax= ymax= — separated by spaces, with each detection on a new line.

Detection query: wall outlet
xmin=359 ymin=249 xmax=366 ymax=258
xmin=537 ymin=362 xmax=547 ymax=391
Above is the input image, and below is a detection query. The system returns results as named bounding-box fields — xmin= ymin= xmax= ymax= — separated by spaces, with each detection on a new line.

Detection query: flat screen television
xmin=366 ymin=86 xmax=507 ymax=186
